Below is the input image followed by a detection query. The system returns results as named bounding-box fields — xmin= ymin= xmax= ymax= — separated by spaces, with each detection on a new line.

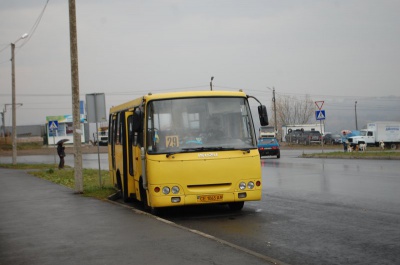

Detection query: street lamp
xmin=11 ymin=33 xmax=28 ymax=165
xmin=355 ymin=101 xmax=358 ymax=130
xmin=267 ymin=86 xmax=277 ymax=135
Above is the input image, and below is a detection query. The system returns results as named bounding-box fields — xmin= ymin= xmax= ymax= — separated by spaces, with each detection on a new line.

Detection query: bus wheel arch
xmin=116 ymin=170 xmax=122 ymax=191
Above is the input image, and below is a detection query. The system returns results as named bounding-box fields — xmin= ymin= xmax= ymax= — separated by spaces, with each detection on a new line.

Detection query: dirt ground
xmin=0 ymin=145 xmax=108 ymax=157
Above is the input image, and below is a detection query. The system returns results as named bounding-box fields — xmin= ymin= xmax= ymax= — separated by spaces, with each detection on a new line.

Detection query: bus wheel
xmin=150 ymin=207 xmax=161 ymax=216
xmin=228 ymin=201 xmax=244 ymax=211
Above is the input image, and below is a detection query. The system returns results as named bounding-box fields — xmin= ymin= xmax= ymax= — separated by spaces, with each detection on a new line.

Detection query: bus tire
xmin=150 ymin=207 xmax=161 ymax=216
xmin=228 ymin=201 xmax=244 ymax=211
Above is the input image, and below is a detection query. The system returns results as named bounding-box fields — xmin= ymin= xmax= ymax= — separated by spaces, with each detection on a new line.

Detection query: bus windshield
xmin=146 ymin=97 xmax=256 ymax=154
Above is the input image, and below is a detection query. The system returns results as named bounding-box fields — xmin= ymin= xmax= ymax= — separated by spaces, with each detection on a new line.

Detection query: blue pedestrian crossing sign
xmin=315 ymin=110 xmax=326 ymax=120
xmin=49 ymin=120 xmax=58 ymax=131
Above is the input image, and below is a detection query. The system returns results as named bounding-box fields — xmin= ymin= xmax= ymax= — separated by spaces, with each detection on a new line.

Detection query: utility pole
xmin=355 ymin=101 xmax=358 ymax=130
xmin=11 ymin=43 xmax=17 ymax=164
xmin=2 ymin=104 xmax=22 ymax=139
xmin=69 ymin=0 xmax=83 ymax=193
xmin=267 ymin=86 xmax=278 ymax=137
xmin=10 ymin=33 xmax=28 ymax=165
xmin=0 ymin=111 xmax=5 ymax=137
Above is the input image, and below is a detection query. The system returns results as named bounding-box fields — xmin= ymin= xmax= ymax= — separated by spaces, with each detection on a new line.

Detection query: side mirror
xmin=258 ymin=105 xmax=269 ymax=126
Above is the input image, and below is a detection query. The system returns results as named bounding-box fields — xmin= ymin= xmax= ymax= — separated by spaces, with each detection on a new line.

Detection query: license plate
xmin=197 ymin=194 xmax=223 ymax=202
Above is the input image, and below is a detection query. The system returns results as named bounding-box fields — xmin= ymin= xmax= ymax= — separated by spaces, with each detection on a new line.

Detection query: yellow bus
xmin=108 ymin=90 xmax=268 ymax=212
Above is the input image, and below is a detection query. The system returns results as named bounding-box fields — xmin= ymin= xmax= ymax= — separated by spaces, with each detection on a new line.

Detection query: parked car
xmin=323 ymin=133 xmax=342 ymax=145
xmin=285 ymin=130 xmax=303 ymax=143
xmin=258 ymin=137 xmax=280 ymax=158
xmin=300 ymin=130 xmax=322 ymax=145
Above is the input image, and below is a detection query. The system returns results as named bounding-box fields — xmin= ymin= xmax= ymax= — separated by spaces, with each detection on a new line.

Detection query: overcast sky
xmin=1 ymin=0 xmax=399 ymax=128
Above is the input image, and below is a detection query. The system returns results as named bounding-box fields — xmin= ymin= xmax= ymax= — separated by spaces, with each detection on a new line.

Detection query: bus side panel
xmin=108 ymin=143 xmax=115 ymax=186
xmin=133 ymin=146 xmax=143 ymax=201
xmin=124 ymin=112 xmax=137 ymax=199
xmin=114 ymin=145 xmax=124 ymax=186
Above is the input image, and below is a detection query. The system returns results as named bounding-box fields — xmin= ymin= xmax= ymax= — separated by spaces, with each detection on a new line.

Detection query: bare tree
xmin=274 ymin=94 xmax=315 ymax=128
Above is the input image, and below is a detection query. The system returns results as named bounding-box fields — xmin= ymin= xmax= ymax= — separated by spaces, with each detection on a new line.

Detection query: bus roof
xmin=109 ymin=90 xmax=248 ymax=113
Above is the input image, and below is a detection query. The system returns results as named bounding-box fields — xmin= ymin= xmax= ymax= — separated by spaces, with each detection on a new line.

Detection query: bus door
xmin=109 ymin=114 xmax=117 ymax=185
xmin=126 ymin=111 xmax=135 ymax=179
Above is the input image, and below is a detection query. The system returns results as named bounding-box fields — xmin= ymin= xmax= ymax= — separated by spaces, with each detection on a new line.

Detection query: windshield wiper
xmin=166 ymin=152 xmax=176 ymax=158
xmin=181 ymin=146 xmax=235 ymax=152
xmin=166 ymin=147 xmax=249 ymax=157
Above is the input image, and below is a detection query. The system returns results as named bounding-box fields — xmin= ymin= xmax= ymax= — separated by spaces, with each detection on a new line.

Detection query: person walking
xmin=57 ymin=142 xmax=66 ymax=169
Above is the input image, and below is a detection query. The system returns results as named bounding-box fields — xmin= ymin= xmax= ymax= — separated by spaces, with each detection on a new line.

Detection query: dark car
xmin=258 ymin=137 xmax=280 ymax=158
xmin=323 ymin=133 xmax=342 ymax=145
xmin=285 ymin=130 xmax=303 ymax=143
xmin=300 ymin=130 xmax=322 ymax=145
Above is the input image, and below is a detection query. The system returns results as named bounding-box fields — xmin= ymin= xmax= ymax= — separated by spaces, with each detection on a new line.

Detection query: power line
xmin=1 ymin=87 xmax=399 ymax=103
xmin=18 ymin=0 xmax=50 ymax=49
xmin=0 ymin=0 xmax=50 ymax=57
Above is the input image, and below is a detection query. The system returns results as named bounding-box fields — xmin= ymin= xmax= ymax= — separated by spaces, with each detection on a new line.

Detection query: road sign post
xmin=315 ymin=101 xmax=326 ymax=153
xmin=49 ymin=120 xmax=58 ymax=165
xmin=315 ymin=110 xmax=326 ymax=120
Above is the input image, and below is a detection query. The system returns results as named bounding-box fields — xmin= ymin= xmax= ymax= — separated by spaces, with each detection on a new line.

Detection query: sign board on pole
xmin=315 ymin=101 xmax=324 ymax=110
xmin=316 ymin=110 xmax=326 ymax=120
xmin=85 ymin=93 xmax=107 ymax=123
xmin=85 ymin=93 xmax=107 ymax=188
xmin=49 ymin=120 xmax=58 ymax=131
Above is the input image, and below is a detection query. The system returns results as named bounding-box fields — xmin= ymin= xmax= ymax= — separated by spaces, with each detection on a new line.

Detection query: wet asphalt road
xmin=159 ymin=150 xmax=400 ymax=265
xmin=1 ymin=150 xmax=399 ymax=265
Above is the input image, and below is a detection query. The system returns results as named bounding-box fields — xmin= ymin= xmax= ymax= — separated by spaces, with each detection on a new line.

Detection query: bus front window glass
xmin=146 ymin=97 xmax=256 ymax=154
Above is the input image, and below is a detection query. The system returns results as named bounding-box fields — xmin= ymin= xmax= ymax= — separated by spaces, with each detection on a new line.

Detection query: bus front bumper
xmin=149 ymin=190 xmax=261 ymax=208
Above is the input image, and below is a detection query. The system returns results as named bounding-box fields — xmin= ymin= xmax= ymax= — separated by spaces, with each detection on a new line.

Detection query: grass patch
xmin=0 ymin=142 xmax=44 ymax=151
xmin=0 ymin=163 xmax=116 ymax=200
xmin=302 ymin=150 xmax=400 ymax=159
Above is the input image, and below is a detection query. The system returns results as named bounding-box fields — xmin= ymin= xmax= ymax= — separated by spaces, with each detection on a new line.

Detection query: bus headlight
xmin=162 ymin=186 xmax=170 ymax=195
xmin=247 ymin=181 xmax=255 ymax=189
xmin=171 ymin=186 xmax=180 ymax=194
xmin=239 ymin=182 xmax=246 ymax=190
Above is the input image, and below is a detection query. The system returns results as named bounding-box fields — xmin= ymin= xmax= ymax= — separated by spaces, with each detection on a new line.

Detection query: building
xmin=46 ymin=115 xmax=87 ymax=145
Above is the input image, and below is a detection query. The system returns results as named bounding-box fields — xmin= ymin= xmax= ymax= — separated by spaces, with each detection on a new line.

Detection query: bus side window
xmin=112 ymin=115 xmax=117 ymax=145
xmin=116 ymin=113 xmax=122 ymax=145
xmin=128 ymin=115 xmax=134 ymax=176
xmin=108 ymin=114 xmax=113 ymax=145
